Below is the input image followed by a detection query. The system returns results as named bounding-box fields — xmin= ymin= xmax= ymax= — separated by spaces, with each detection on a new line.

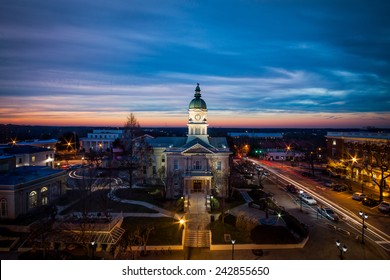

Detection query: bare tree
xmin=120 ymin=113 xmax=152 ymax=189
xmin=366 ymin=143 xmax=390 ymax=202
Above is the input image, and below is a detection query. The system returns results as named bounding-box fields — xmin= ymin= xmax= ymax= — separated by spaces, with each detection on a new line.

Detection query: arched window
xmin=41 ymin=187 xmax=48 ymax=206
xmin=29 ymin=191 xmax=38 ymax=209
xmin=0 ymin=198 xmax=8 ymax=218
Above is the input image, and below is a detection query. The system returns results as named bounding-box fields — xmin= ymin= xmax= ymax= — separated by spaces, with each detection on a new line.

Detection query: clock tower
xmin=187 ymin=83 xmax=209 ymax=143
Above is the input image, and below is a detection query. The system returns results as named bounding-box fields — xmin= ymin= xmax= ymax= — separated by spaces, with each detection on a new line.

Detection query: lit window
xmin=29 ymin=191 xmax=38 ymax=209
xmin=332 ymin=139 xmax=337 ymax=146
xmin=31 ymin=156 xmax=36 ymax=163
xmin=41 ymin=187 xmax=48 ymax=206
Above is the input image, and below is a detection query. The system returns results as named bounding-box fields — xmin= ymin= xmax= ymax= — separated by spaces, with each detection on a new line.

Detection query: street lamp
xmin=359 ymin=211 xmax=368 ymax=244
xmin=299 ymin=190 xmax=303 ymax=212
xmin=335 ymin=240 xmax=347 ymax=259
xmin=90 ymin=241 xmax=96 ymax=259
xmin=231 ymin=240 xmax=235 ymax=260
xmin=179 ymin=218 xmax=185 ymax=228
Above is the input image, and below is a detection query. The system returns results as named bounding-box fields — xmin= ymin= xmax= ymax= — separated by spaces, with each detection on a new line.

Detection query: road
xmin=248 ymin=158 xmax=390 ymax=254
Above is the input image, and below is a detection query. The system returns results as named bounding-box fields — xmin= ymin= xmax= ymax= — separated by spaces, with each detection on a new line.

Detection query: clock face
xmin=195 ymin=114 xmax=201 ymax=121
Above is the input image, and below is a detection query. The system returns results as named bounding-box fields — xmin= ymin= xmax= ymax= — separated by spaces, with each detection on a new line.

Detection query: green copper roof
xmin=189 ymin=83 xmax=207 ymax=109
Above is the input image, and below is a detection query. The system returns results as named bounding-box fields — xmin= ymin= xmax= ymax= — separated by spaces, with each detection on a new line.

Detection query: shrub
xmin=282 ymin=213 xmax=309 ymax=239
xmin=210 ymin=198 xmax=220 ymax=210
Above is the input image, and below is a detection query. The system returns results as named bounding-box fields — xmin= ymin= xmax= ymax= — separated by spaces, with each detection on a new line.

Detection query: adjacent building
xmin=0 ymin=145 xmax=55 ymax=168
xmin=0 ymin=156 xmax=67 ymax=219
xmin=325 ymin=131 xmax=390 ymax=191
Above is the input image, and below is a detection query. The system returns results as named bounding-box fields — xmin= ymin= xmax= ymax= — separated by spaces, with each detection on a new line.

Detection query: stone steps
xmin=184 ymin=230 xmax=211 ymax=248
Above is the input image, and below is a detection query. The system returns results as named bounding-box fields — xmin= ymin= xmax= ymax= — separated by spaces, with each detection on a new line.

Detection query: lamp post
xmin=231 ymin=240 xmax=235 ymax=260
xmin=90 ymin=241 xmax=96 ymax=259
xmin=299 ymin=190 xmax=303 ymax=212
xmin=335 ymin=240 xmax=347 ymax=259
xmin=359 ymin=211 xmax=368 ymax=244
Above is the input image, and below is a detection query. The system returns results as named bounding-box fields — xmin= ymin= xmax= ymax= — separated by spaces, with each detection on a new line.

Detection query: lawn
xmin=210 ymin=220 xmax=253 ymax=244
xmin=60 ymin=189 xmax=158 ymax=214
xmin=121 ymin=217 xmax=183 ymax=245
xmin=210 ymin=214 xmax=299 ymax=245
xmin=114 ymin=188 xmax=182 ymax=212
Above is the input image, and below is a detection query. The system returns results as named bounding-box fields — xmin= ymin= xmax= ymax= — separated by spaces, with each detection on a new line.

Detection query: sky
xmin=0 ymin=0 xmax=389 ymax=128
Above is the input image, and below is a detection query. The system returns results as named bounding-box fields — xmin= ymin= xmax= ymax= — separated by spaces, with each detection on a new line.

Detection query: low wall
xmin=210 ymin=236 xmax=309 ymax=251
xmin=128 ymin=245 xmax=183 ymax=251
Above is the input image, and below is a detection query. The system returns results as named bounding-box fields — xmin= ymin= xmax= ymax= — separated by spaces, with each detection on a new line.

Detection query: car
xmin=362 ymin=197 xmax=379 ymax=207
xmin=317 ymin=206 xmax=339 ymax=222
xmin=332 ymin=184 xmax=347 ymax=192
xmin=378 ymin=201 xmax=390 ymax=213
xmin=299 ymin=192 xmax=317 ymax=205
xmin=324 ymin=181 xmax=334 ymax=188
xmin=285 ymin=184 xmax=298 ymax=194
xmin=255 ymin=165 xmax=263 ymax=171
xmin=352 ymin=192 xmax=367 ymax=201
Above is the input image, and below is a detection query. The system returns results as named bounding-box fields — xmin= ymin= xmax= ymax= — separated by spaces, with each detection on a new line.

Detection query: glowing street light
xmin=335 ymin=240 xmax=347 ymax=259
xmin=359 ymin=211 xmax=368 ymax=244
xmin=90 ymin=241 xmax=96 ymax=259
xmin=231 ymin=240 xmax=236 ymax=260
xmin=299 ymin=190 xmax=303 ymax=212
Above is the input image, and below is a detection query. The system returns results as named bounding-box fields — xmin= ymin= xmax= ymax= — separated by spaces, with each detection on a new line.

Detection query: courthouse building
xmin=147 ymin=84 xmax=231 ymax=199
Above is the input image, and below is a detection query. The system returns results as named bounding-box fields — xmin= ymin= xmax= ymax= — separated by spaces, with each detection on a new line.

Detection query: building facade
xmin=147 ymin=84 xmax=231 ymax=199
xmin=326 ymin=131 xmax=390 ymax=196
xmin=0 ymin=157 xmax=67 ymax=219
xmin=0 ymin=145 xmax=55 ymax=168
xmin=80 ymin=129 xmax=123 ymax=152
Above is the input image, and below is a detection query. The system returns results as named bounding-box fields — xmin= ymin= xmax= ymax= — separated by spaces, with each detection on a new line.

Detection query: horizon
xmin=1 ymin=1 xmax=389 ymax=128
xmin=1 ymin=123 xmax=389 ymax=131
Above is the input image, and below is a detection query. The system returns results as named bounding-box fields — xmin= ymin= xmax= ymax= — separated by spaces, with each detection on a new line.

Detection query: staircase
xmin=184 ymin=213 xmax=211 ymax=248
xmin=184 ymin=230 xmax=211 ymax=248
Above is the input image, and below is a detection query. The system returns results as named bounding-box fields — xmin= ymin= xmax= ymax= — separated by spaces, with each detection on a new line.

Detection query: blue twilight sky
xmin=0 ymin=0 xmax=389 ymax=128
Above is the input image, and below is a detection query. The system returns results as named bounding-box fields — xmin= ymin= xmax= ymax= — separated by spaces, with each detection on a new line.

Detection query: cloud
xmin=0 ymin=0 xmax=389 ymax=127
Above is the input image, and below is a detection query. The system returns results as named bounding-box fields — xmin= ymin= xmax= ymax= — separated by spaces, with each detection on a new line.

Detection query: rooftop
xmin=0 ymin=145 xmax=52 ymax=156
xmin=326 ymin=131 xmax=390 ymax=140
xmin=0 ymin=166 xmax=66 ymax=186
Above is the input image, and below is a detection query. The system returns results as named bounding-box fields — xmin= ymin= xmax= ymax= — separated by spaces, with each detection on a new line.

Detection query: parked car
xmin=317 ymin=206 xmax=339 ymax=222
xmin=378 ymin=201 xmax=390 ymax=213
xmin=299 ymin=192 xmax=317 ymax=205
xmin=352 ymin=192 xmax=367 ymax=201
xmin=362 ymin=197 xmax=379 ymax=207
xmin=285 ymin=184 xmax=298 ymax=194
xmin=324 ymin=181 xmax=334 ymax=188
xmin=332 ymin=184 xmax=347 ymax=192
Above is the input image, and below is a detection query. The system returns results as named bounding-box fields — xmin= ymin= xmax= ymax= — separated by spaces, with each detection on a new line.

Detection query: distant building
xmin=13 ymin=139 xmax=58 ymax=151
xmin=0 ymin=145 xmax=55 ymax=168
xmin=0 ymin=159 xmax=67 ymax=219
xmin=147 ymin=84 xmax=231 ymax=199
xmin=264 ymin=149 xmax=305 ymax=161
xmin=80 ymin=129 xmax=123 ymax=152
xmin=227 ymin=132 xmax=283 ymax=139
